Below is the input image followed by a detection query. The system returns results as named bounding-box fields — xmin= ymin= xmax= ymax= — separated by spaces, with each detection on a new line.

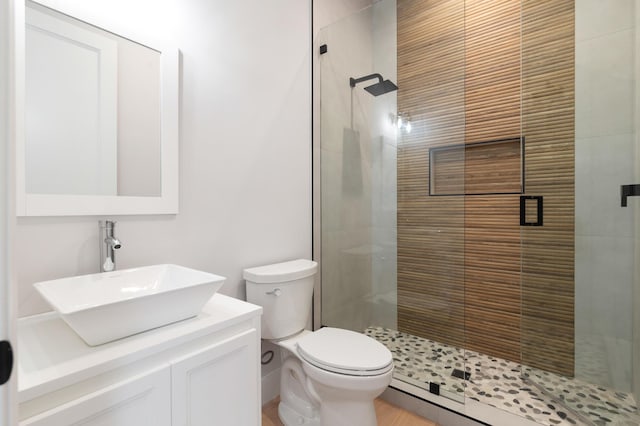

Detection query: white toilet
xmin=244 ymin=259 xmax=393 ymax=426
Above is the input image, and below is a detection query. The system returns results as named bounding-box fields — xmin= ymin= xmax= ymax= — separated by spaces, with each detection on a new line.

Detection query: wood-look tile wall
xmin=397 ymin=0 xmax=467 ymax=349
xmin=397 ymin=0 xmax=575 ymax=375
xmin=520 ymin=0 xmax=575 ymax=376
xmin=463 ymin=0 xmax=524 ymax=366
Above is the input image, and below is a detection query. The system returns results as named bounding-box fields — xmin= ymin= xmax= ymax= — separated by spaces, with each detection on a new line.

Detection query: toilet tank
xmin=244 ymin=259 xmax=317 ymax=340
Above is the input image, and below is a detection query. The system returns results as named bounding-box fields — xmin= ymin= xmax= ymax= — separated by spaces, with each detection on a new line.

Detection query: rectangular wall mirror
xmin=16 ymin=0 xmax=179 ymax=216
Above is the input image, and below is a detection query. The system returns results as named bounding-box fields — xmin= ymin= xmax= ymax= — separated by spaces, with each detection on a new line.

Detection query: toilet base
xmin=279 ymin=398 xmax=377 ymax=426
xmin=278 ymin=356 xmax=320 ymax=426
xmin=278 ymin=400 xmax=320 ymax=426
xmin=274 ymin=330 xmax=391 ymax=426
xmin=322 ymin=400 xmax=378 ymax=426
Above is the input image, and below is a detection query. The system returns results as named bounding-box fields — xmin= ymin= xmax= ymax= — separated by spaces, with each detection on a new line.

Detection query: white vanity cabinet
xmin=20 ymin=365 xmax=172 ymax=426
xmin=18 ymin=294 xmax=262 ymax=426
xmin=171 ymin=329 xmax=259 ymax=425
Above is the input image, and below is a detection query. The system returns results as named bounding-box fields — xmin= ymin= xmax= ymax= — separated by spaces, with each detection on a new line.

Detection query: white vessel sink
xmin=34 ymin=264 xmax=226 ymax=346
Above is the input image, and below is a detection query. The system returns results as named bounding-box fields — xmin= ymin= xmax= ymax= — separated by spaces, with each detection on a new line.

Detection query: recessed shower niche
xmin=429 ymin=137 xmax=523 ymax=196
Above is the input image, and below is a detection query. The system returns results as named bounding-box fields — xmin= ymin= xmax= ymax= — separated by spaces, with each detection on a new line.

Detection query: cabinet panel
xmin=171 ymin=329 xmax=259 ymax=426
xmin=20 ymin=365 xmax=171 ymax=426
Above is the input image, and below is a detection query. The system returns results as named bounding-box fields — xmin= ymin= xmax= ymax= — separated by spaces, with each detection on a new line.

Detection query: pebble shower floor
xmin=365 ymin=327 xmax=639 ymax=426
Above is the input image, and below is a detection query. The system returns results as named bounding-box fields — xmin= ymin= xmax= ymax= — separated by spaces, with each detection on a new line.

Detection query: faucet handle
xmin=99 ymin=220 xmax=117 ymax=229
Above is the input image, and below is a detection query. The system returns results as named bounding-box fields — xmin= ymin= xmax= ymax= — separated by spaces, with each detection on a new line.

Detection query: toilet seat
xmin=296 ymin=327 xmax=393 ymax=377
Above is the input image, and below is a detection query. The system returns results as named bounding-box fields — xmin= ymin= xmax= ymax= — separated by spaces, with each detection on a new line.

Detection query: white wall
xmin=574 ymin=0 xmax=636 ymax=392
xmin=314 ymin=0 xmax=373 ymax=31
xmin=15 ymin=0 xmax=312 ymax=320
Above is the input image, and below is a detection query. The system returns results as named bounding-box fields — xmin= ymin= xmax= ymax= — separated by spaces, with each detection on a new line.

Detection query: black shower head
xmin=350 ymin=73 xmax=398 ymax=96
xmin=364 ymin=79 xmax=398 ymax=96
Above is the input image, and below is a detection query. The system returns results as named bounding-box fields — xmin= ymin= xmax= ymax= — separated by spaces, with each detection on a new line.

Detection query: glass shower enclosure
xmin=316 ymin=1 xmax=640 ymax=425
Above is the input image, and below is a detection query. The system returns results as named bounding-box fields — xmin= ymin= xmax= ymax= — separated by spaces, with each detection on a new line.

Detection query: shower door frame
xmin=311 ymin=0 xmax=322 ymax=332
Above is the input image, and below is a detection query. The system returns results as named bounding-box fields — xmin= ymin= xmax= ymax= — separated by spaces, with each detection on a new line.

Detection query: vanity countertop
xmin=18 ymin=294 xmax=262 ymax=403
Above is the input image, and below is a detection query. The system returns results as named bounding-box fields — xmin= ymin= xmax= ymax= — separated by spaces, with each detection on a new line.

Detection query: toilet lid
xmin=296 ymin=328 xmax=393 ymax=376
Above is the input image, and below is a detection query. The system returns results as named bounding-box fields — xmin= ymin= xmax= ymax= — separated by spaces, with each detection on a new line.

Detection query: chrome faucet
xmin=99 ymin=220 xmax=122 ymax=272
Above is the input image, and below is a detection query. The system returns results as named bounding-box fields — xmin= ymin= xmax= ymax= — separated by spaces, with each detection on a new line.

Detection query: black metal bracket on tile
xmin=620 ymin=184 xmax=640 ymax=207
xmin=429 ymin=382 xmax=440 ymax=396
xmin=451 ymin=368 xmax=471 ymax=381
xmin=520 ymin=195 xmax=543 ymax=226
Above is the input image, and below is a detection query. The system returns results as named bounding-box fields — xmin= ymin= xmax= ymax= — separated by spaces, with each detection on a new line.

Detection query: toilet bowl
xmin=244 ymin=259 xmax=393 ymax=426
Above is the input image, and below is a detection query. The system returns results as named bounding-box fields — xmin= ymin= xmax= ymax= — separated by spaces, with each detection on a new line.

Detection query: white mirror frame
xmin=14 ymin=0 xmax=179 ymax=216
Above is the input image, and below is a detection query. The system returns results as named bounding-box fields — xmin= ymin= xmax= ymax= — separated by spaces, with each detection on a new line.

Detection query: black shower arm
xmin=349 ymin=73 xmax=383 ymax=88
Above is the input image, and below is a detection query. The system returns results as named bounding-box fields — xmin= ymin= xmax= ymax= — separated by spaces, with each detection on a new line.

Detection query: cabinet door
xmin=171 ymin=329 xmax=259 ymax=426
xmin=20 ymin=365 xmax=171 ymax=426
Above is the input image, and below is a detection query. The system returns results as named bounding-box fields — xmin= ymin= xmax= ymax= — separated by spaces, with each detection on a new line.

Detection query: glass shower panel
xmin=520 ymin=1 xmax=640 ymax=424
xmin=316 ymin=0 xmax=640 ymax=423
xmin=394 ymin=0 xmax=467 ymax=404
xmin=318 ymin=0 xmax=468 ymax=404
xmin=318 ymin=3 xmax=398 ymax=335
